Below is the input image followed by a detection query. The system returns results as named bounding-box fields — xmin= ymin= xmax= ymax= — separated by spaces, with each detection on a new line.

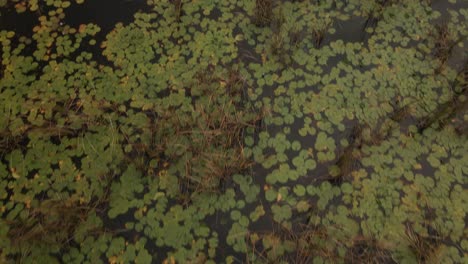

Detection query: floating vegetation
xmin=0 ymin=0 xmax=467 ymax=263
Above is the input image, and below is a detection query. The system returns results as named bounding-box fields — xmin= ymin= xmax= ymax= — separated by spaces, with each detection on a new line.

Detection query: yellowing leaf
xmin=276 ymin=193 xmax=282 ymax=202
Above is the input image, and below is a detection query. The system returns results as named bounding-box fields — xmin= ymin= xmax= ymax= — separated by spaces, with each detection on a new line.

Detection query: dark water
xmin=0 ymin=0 xmax=148 ymax=36
xmin=0 ymin=7 xmax=36 ymax=36
xmin=64 ymin=0 xmax=148 ymax=36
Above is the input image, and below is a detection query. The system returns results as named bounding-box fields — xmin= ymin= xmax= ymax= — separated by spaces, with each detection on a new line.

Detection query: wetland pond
xmin=0 ymin=0 xmax=467 ymax=263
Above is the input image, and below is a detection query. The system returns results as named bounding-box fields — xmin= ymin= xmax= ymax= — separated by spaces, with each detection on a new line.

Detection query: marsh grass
xmin=5 ymin=197 xmax=105 ymax=261
xmin=450 ymin=62 xmax=467 ymax=136
xmin=431 ymin=24 xmax=462 ymax=74
xmin=94 ymin=74 xmax=262 ymax=202
xmin=311 ymin=21 xmax=332 ymax=49
xmin=120 ymin=113 xmax=164 ymax=175
xmin=270 ymin=32 xmax=285 ymax=57
xmin=253 ymin=0 xmax=273 ymax=27
xmin=290 ymin=224 xmax=336 ymax=263
xmin=417 ymin=106 xmax=448 ymax=134
xmin=345 ymin=236 xmax=396 ymax=264
xmin=122 ymin=68 xmax=265 ymax=200
xmin=270 ymin=11 xmax=285 ymax=56
xmin=404 ymin=224 xmax=444 ymax=264
xmin=225 ymin=68 xmax=249 ymax=102
xmin=451 ymin=65 xmax=468 ymax=136
xmin=248 ymin=224 xmax=398 ymax=263
xmin=389 ymin=104 xmax=414 ymax=123
xmin=179 ymin=105 xmax=260 ymax=195
xmin=289 ymin=26 xmax=303 ymax=48
xmin=322 ymin=124 xmax=364 ymax=185
xmin=180 ymin=69 xmax=264 ymax=195
xmin=371 ymin=103 xmax=416 ymax=144
xmin=247 ymin=223 xmax=336 ymax=264
xmin=171 ymin=0 xmax=184 ymax=22
xmin=0 ymin=131 xmax=25 ymax=158
xmin=454 ymin=122 xmax=468 ymax=136
xmin=432 ymin=25 xmax=467 ymax=74
xmin=269 ymin=9 xmax=298 ymax=66
xmin=311 ymin=29 xmax=325 ymax=49
xmin=329 ymin=146 xmax=361 ymax=185
xmin=326 ymin=103 xmax=414 ymax=185
xmin=363 ymin=0 xmax=400 ymax=34
xmin=0 ymin=118 xmax=96 ymax=159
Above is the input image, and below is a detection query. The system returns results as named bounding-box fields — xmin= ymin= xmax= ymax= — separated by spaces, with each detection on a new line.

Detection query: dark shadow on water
xmin=330 ymin=16 xmax=367 ymax=44
xmin=63 ymin=0 xmax=149 ymax=65
xmin=64 ymin=0 xmax=149 ymax=35
xmin=0 ymin=8 xmax=36 ymax=36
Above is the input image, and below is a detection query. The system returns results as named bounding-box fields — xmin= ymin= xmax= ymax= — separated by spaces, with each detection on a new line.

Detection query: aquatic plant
xmin=433 ymin=24 xmax=453 ymax=65
xmin=253 ymin=0 xmax=273 ymax=27
xmin=324 ymin=113 xmax=406 ymax=185
xmin=269 ymin=11 xmax=295 ymax=66
xmin=404 ymin=224 xmax=443 ymax=264
xmin=311 ymin=14 xmax=333 ymax=48
xmin=4 ymin=197 xmax=105 ymax=262
xmin=247 ymin=223 xmax=335 ymax=263
xmin=269 ymin=9 xmax=285 ymax=55
xmin=430 ymin=23 xmax=467 ymax=73
xmin=0 ymin=131 xmax=25 ymax=158
xmin=362 ymin=0 xmax=400 ymax=32
xmin=1 ymin=0 xmax=467 ymax=262
xmin=152 ymin=67 xmax=264 ymax=197
xmin=417 ymin=63 xmax=468 ymax=134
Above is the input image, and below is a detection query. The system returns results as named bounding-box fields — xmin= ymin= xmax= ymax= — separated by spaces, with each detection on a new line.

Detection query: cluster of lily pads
xmin=0 ymin=0 xmax=467 ymax=263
